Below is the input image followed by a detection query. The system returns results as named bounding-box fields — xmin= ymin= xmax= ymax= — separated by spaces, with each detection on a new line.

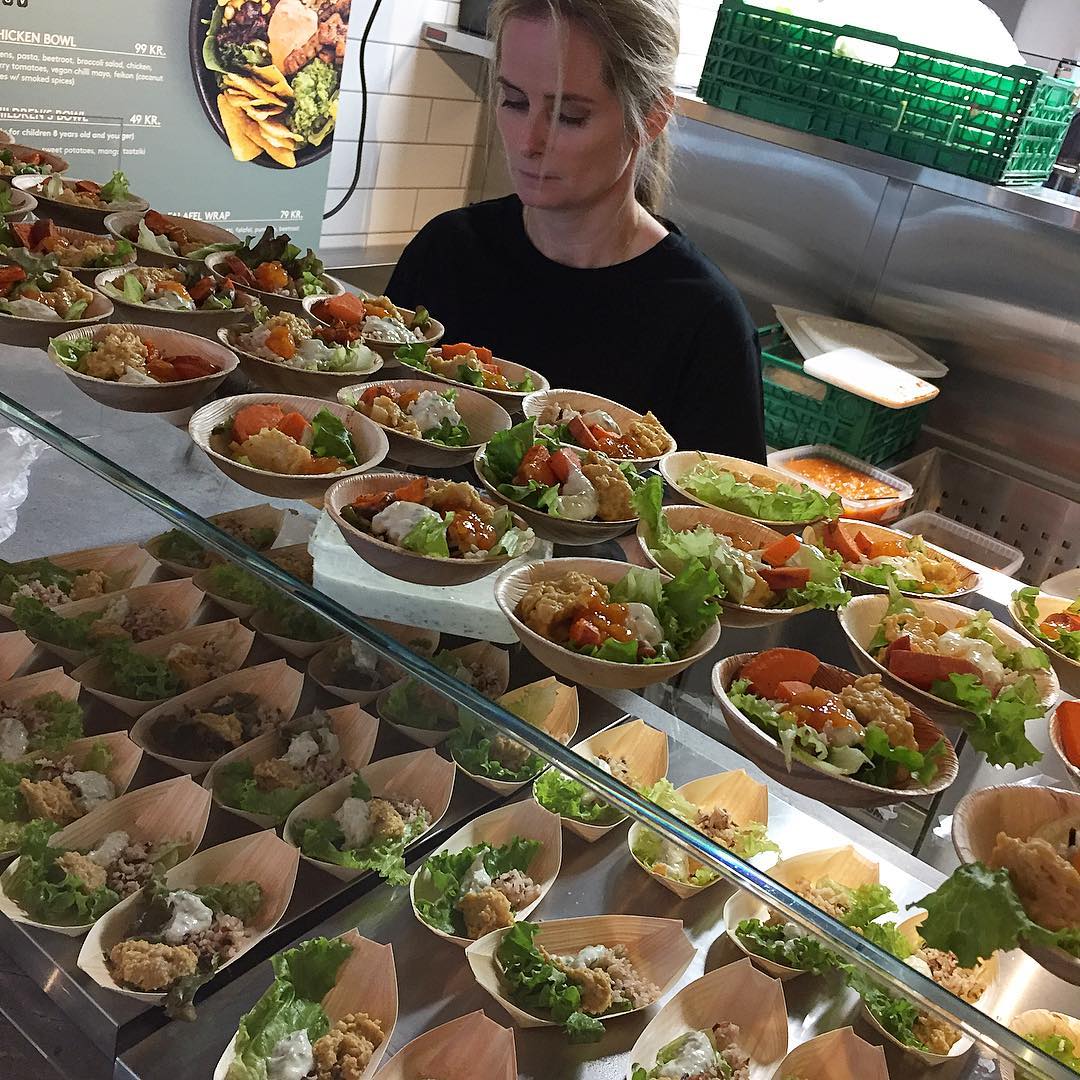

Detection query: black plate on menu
xmin=187 ymin=0 xmax=336 ymax=171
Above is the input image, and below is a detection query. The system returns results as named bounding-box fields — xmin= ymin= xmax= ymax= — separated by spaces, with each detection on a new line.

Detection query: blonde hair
xmin=487 ymin=0 xmax=680 ymax=215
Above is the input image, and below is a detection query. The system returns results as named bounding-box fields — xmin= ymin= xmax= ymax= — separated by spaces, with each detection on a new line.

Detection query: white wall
xmin=320 ymin=1 xmax=489 ymax=250
xmin=676 ymin=0 xmax=722 ymax=91
xmin=1013 ymin=0 xmax=1080 ymax=71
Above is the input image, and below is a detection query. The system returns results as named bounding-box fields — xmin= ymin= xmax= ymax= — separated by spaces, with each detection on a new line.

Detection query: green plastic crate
xmin=699 ymin=0 xmax=1078 ymax=185
xmin=759 ymin=325 xmax=931 ymax=465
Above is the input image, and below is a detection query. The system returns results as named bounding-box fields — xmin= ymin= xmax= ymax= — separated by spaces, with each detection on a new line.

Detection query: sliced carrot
xmin=854 ymin=530 xmax=875 ymax=557
xmin=774 ymin=680 xmax=815 ymax=701
xmin=887 ymin=650 xmax=980 ymax=691
xmin=549 ymin=448 xmax=583 ymax=485
xmin=392 ymin=476 xmax=427 ymax=503
xmin=822 ymin=519 xmax=862 ymax=563
xmin=317 ymin=292 xmax=367 ymax=325
xmin=231 ymin=403 xmax=285 ymax=443
xmin=761 ymin=533 xmax=801 ymax=567
xmin=739 ymin=648 xmax=820 ymax=699
xmin=567 ymin=415 xmax=600 ymax=452
xmin=760 ymin=565 xmax=811 ymax=591
xmin=276 ymin=411 xmax=311 ymax=446
xmin=1058 ymin=700 xmax=1080 ymax=768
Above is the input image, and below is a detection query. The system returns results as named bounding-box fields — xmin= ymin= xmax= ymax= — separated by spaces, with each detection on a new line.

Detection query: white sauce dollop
xmin=556 ymin=464 xmax=599 ymax=521
xmin=0 ymin=717 xmax=29 ymax=762
xmin=88 ymin=830 xmax=129 ymax=867
xmin=334 ymin=796 xmax=373 ymax=849
xmin=161 ymin=889 xmax=214 ymax=944
xmin=282 ymin=730 xmax=320 ymax=768
xmin=371 ymin=501 xmax=441 ymax=546
xmin=266 ymin=1029 xmax=314 ymax=1080
xmin=624 ymin=602 xmax=663 ymax=647
xmin=656 ymin=1029 xmax=717 ymax=1077
xmin=407 ymin=390 xmax=460 ymax=434
xmin=362 ymin=316 xmax=414 ymax=343
xmin=460 ymin=852 xmax=492 ymax=896
xmin=936 ymin=630 xmax=1006 ymax=687
xmin=68 ymin=770 xmax=116 ymax=812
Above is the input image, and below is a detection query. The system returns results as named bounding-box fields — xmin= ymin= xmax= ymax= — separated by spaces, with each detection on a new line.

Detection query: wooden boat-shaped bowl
xmin=76 ymin=830 xmax=299 ymax=1002
xmin=189 ymin=392 xmax=389 ymax=500
xmin=0 ymin=224 xmax=134 ymax=287
xmin=0 ymin=285 xmax=111 ymax=351
xmin=838 ymin=594 xmax=1059 ymax=726
xmin=0 ymin=540 xmax=159 ymax=620
xmin=71 ymin=619 xmax=254 ymax=719
xmin=0 ymin=775 xmax=211 ymax=936
xmin=190 ymin=542 xmax=311 ymax=618
xmin=144 ymin=503 xmax=288 ymax=577
xmin=451 ymin=678 xmax=579 ymax=796
xmin=660 ymin=450 xmax=832 ymax=534
xmin=496 ymin=558 xmax=721 ymax=690
xmin=326 ymin=471 xmax=533 ymax=586
xmin=712 ymin=652 xmax=957 ymax=808
xmin=473 ymin=445 xmax=637 ymax=546
xmin=0 ymin=630 xmax=36 ymax=681
xmin=637 ymin=505 xmax=816 ymax=628
xmin=283 ymin=747 xmax=455 ymax=880
xmin=205 ymin=250 xmax=345 ymax=317
xmin=628 ymin=768 xmax=775 ymax=899
xmin=769 ymin=1026 xmax=887 ymax=1080
xmin=337 ymin=378 xmax=512 ymax=470
xmin=466 ymin=914 xmax=694 ymax=1029
xmin=306 ymin=623 xmax=441 ymax=706
xmin=213 ymin=931 xmax=397 ymax=1080
xmin=130 ymin=659 xmax=304 ymax=778
xmin=859 ymin=911 xmax=998 ymax=1067
xmin=724 ymin=844 xmax=881 ymax=980
xmin=26 ymin=577 xmax=204 ymax=665
xmin=410 ymin=799 xmax=562 ymax=947
xmin=376 ymin=641 xmax=510 ymax=748
xmin=627 ymin=958 xmax=788 ymax=1078
xmin=522 ymin=387 xmax=675 ymax=468
xmin=373 ymin=1010 xmax=516 ymax=1079
xmin=1008 ymin=590 xmax=1080 ymax=697
xmin=204 ymin=703 xmax=379 ymax=828
xmin=952 ymin=783 xmax=1080 ymax=986
xmin=533 ymin=718 xmax=669 ymax=843
xmin=1 ymin=730 xmax=144 ymax=859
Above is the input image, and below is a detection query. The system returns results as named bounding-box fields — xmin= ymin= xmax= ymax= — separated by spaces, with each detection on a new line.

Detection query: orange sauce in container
xmin=784 ymin=456 xmax=899 ymax=502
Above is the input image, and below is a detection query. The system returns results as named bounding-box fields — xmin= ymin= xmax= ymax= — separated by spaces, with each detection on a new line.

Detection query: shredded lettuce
xmin=680 ymin=459 xmax=841 ymax=522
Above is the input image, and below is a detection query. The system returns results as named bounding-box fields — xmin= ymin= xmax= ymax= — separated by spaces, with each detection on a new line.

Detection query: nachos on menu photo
xmin=199 ymin=0 xmax=349 ymax=168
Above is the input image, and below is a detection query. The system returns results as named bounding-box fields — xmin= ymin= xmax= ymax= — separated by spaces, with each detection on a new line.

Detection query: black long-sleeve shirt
xmin=386 ymin=195 xmax=766 ymax=462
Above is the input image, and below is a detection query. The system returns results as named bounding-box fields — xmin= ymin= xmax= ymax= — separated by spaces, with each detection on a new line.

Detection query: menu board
xmin=0 ymin=0 xmax=351 ymax=248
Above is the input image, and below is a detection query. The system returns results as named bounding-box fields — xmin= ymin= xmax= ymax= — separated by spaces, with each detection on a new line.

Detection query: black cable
xmin=323 ymin=0 xmax=385 ymax=220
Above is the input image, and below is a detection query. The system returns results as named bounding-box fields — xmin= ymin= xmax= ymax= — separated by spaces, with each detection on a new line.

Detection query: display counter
xmin=1 ymin=344 xmax=1078 ymax=1080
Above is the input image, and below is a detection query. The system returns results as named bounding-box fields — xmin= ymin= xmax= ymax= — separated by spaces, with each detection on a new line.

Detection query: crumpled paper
xmin=0 ymin=426 xmax=45 ymax=544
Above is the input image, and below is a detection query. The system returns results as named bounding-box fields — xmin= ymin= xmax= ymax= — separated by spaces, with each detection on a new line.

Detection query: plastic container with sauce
xmin=767 ymin=444 xmax=913 ymax=524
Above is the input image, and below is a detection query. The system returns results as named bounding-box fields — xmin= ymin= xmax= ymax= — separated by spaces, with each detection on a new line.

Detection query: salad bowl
xmin=409 ymin=799 xmax=562 ymax=947
xmin=188 ymin=392 xmax=389 ymax=500
xmin=495 ymin=558 xmax=721 ymax=690
xmin=626 ymin=959 xmax=787 ymax=1078
xmin=220 ymin=322 xmax=383 ymax=399
xmin=637 ymin=504 xmax=821 ymax=629
xmin=76 ymin=831 xmax=299 ymax=1003
xmin=712 ymin=652 xmax=957 ymax=808
xmin=2 ymin=286 xmax=112 ymax=350
xmin=523 ymin=387 xmax=675 ymax=469
xmin=337 ymin=378 xmax=512 ymax=470
xmin=48 ymin=322 xmax=238 ymax=412
xmin=104 ymin=210 xmax=239 ymax=271
xmin=838 ymin=594 xmax=1059 ymax=726
xmin=325 ymin=471 xmax=535 ymax=587
xmin=656 ymin=449 xmax=833 ymax=533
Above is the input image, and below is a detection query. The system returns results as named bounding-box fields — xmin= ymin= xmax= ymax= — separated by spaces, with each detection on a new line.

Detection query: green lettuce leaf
xmin=534 ymin=768 xmax=623 ymax=825
xmin=845 ymin=967 xmax=928 ymax=1051
xmin=841 ymin=882 xmax=898 ymax=929
xmin=483 ymin=419 xmax=537 ymax=484
xmin=734 ymin=918 xmax=840 ymax=975
xmin=862 ymin=920 xmax=914 ymax=959
xmin=930 ymin=673 xmax=1043 ymax=768
xmin=448 ymin=710 xmax=543 ymax=783
xmin=227 ymin=936 xmax=353 ymax=1080
xmin=215 ymin=761 xmax=318 ymax=824
xmin=680 ymin=460 xmax=841 ymax=522
xmin=154 ymin=529 xmax=210 ymax=568
xmin=98 ymin=638 xmax=181 ymax=701
xmin=197 ymin=880 xmax=264 ymax=921
xmin=309 ymin=409 xmax=357 ymax=467
xmin=294 ymin=809 xmax=427 ymax=886
xmin=207 ymin=564 xmax=268 ymax=606
xmin=0 ymin=556 xmax=76 ymax=604
xmin=496 ymin=921 xmax=606 ymax=1042
xmin=11 ymin=593 xmax=102 ymax=651
xmin=401 ymin=512 xmax=451 ymax=558
xmin=1027 ymin=1033 xmax=1080 ymax=1071
xmin=1013 ymin=586 xmax=1080 ymax=662
xmin=99 ymin=171 xmax=131 ymax=204
xmin=423 ymin=417 xmax=473 ymax=447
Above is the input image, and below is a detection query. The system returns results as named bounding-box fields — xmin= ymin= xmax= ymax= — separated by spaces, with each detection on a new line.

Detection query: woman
xmin=386 ymin=0 xmax=765 ymax=460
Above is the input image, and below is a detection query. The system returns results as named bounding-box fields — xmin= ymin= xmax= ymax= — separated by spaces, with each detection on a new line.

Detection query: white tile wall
xmin=321 ymin=0 xmax=486 ymax=248
xmin=320 ymin=0 xmax=720 ymax=250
